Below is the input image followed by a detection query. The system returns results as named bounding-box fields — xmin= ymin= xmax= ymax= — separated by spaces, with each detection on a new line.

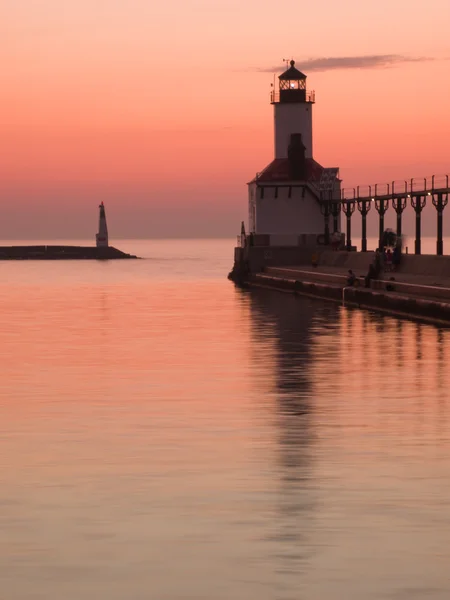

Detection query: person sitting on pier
xmin=347 ymin=269 xmax=356 ymax=286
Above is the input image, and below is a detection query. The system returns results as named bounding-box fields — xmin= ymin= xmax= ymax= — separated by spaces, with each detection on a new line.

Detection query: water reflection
xmin=436 ymin=329 xmax=446 ymax=441
xmin=246 ymin=288 xmax=450 ymax=598
xmin=248 ymin=292 xmax=332 ymax=596
xmin=394 ymin=319 xmax=405 ymax=369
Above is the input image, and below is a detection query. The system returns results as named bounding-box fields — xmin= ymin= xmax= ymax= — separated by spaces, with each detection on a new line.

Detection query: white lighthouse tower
xmin=273 ymin=60 xmax=314 ymax=159
xmin=248 ymin=60 xmax=341 ymax=246
xmin=96 ymin=201 xmax=109 ymax=248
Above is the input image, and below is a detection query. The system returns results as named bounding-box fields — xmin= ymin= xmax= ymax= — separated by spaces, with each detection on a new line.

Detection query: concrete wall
xmin=247 ymin=233 xmax=334 ymax=247
xmin=243 ymin=246 xmax=317 ymax=274
xmin=397 ymin=254 xmax=450 ymax=278
xmin=317 ymin=251 xmax=375 ymax=272
xmin=274 ymin=102 xmax=313 ymax=158
xmin=317 ymin=251 xmax=450 ymax=279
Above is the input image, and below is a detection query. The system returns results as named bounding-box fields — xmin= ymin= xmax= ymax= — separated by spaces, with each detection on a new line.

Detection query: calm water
xmin=1 ymin=239 xmax=450 ymax=599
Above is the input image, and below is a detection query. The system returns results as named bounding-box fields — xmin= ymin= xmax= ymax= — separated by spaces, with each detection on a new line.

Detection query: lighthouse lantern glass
xmin=280 ymin=78 xmax=306 ymax=91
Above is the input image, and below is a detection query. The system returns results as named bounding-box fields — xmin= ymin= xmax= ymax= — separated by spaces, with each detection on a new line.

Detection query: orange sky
xmin=1 ymin=0 xmax=450 ymax=239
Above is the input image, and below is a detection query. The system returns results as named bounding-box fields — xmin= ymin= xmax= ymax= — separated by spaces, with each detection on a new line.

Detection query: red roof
xmin=251 ymin=158 xmax=326 ymax=184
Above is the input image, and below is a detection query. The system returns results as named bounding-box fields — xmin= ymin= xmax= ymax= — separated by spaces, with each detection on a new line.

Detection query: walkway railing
xmin=339 ymin=174 xmax=450 ymax=255
xmin=341 ymin=174 xmax=450 ymax=202
xmin=270 ymin=90 xmax=315 ymax=103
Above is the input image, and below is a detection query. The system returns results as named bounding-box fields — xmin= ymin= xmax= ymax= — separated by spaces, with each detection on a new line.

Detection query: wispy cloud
xmin=257 ymin=54 xmax=434 ymax=73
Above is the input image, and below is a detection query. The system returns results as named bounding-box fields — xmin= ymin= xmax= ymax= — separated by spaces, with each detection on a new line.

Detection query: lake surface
xmin=1 ymin=239 xmax=450 ymax=599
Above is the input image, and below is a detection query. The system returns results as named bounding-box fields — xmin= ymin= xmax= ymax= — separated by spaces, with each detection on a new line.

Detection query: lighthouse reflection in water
xmin=0 ymin=239 xmax=450 ymax=599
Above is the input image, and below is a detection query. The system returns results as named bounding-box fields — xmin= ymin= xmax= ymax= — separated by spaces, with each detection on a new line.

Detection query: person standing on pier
xmin=374 ymin=248 xmax=382 ymax=275
xmin=392 ymin=243 xmax=401 ymax=271
xmin=365 ymin=249 xmax=382 ymax=288
xmin=385 ymin=248 xmax=393 ymax=271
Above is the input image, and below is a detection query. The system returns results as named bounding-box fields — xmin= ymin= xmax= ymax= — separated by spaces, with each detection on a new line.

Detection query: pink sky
xmin=1 ymin=0 xmax=450 ymax=239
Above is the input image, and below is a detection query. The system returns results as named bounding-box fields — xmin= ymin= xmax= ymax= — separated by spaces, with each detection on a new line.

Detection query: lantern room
xmin=273 ymin=60 xmax=315 ymax=104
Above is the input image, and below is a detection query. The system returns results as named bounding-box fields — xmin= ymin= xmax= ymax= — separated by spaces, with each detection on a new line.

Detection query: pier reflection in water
xmin=248 ymin=292 xmax=318 ymax=598
xmin=0 ymin=240 xmax=450 ymax=600
xmin=247 ymin=289 xmax=450 ymax=599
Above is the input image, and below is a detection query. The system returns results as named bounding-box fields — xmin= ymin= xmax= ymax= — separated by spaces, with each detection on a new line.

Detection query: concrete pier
xmin=229 ymin=248 xmax=450 ymax=325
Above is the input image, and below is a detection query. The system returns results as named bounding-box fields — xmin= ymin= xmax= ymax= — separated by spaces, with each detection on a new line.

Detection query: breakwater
xmin=0 ymin=245 xmax=139 ymax=260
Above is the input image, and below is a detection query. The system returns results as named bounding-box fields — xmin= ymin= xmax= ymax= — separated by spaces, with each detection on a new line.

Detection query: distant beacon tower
xmin=272 ymin=60 xmax=314 ymax=159
xmin=96 ymin=202 xmax=109 ymax=248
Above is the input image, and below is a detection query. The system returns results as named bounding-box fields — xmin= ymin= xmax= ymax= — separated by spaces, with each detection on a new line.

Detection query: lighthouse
xmin=96 ymin=201 xmax=109 ymax=248
xmin=273 ymin=60 xmax=314 ymax=159
xmin=248 ymin=60 xmax=341 ymax=245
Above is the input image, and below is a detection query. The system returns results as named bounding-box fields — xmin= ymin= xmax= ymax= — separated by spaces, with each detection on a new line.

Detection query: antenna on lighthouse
xmin=96 ymin=201 xmax=109 ymax=248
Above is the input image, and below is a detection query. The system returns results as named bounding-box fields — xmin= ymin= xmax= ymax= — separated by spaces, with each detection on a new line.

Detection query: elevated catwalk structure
xmin=342 ymin=175 xmax=450 ymax=255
